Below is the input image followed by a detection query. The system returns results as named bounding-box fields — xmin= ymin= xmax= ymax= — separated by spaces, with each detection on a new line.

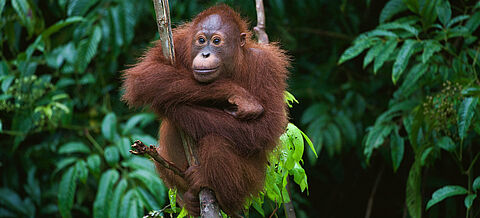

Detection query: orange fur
xmin=122 ymin=5 xmax=289 ymax=215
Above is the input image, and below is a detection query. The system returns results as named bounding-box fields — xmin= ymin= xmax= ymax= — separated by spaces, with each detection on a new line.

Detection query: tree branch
xmin=254 ymin=0 xmax=269 ymax=44
xmin=254 ymin=2 xmax=297 ymax=217
xmin=130 ymin=140 xmax=185 ymax=178
xmin=151 ymin=1 xmax=221 ymax=217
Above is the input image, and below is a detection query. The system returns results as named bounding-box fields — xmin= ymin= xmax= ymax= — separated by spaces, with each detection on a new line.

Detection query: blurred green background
xmin=1 ymin=0 xmax=480 ymax=217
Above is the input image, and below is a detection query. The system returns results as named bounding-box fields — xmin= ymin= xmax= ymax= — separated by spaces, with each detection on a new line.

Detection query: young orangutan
xmin=122 ymin=5 xmax=289 ymax=216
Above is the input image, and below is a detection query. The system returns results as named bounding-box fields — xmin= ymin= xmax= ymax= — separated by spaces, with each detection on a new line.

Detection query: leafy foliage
xmin=339 ymin=0 xmax=480 ymax=216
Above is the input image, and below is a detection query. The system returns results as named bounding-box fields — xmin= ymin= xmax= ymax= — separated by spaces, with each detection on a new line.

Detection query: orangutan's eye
xmin=198 ymin=37 xmax=206 ymax=44
xmin=213 ymin=38 xmax=221 ymax=45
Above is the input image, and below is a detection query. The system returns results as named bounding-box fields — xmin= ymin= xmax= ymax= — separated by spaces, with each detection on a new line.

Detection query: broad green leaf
xmin=338 ymin=38 xmax=378 ymax=65
xmin=437 ymin=136 xmax=456 ymax=152
xmin=12 ymin=0 xmax=34 ymax=35
xmin=121 ymin=156 xmax=155 ymax=171
xmin=169 ymin=188 xmax=178 ymax=212
xmin=135 ymin=187 xmax=160 ymax=211
xmin=117 ymin=137 xmax=132 ymax=159
xmin=426 ymin=185 xmax=468 ymax=210
xmin=177 ymin=207 xmax=188 ymax=218
xmin=94 ymin=169 xmax=120 ymax=218
xmin=76 ymin=25 xmax=102 ymax=71
xmin=129 ymin=169 xmax=166 ymax=202
xmin=420 ymin=0 xmax=439 ymax=27
xmin=53 ymin=157 xmax=78 ymax=177
xmin=41 ymin=17 xmax=84 ymax=39
xmin=104 ymin=146 xmax=120 ymax=166
xmin=379 ymin=22 xmax=419 ymax=36
xmin=447 ymin=15 xmax=470 ymax=28
xmin=464 ymin=194 xmax=476 ymax=209
xmin=58 ymin=166 xmax=77 ymax=218
xmin=1 ymin=75 xmax=14 ymax=93
xmin=300 ymin=130 xmax=317 ymax=158
xmin=363 ymin=42 xmax=384 ymax=68
xmin=286 ymin=123 xmax=304 ymax=163
xmin=364 ymin=124 xmax=395 ymax=161
xmin=465 ymin=12 xmax=480 ymax=32
xmin=108 ymin=179 xmax=127 ymax=218
xmin=0 ymin=188 xmax=27 ymax=216
xmin=422 ymin=40 xmax=442 ymax=64
xmin=390 ymin=128 xmax=404 ymax=172
xmin=403 ymin=0 xmax=419 ymax=13
xmin=406 ymin=161 xmax=421 ymax=218
xmin=75 ymin=160 xmax=88 ymax=184
xmin=458 ymin=97 xmax=479 ymax=141
xmin=392 ymin=40 xmax=418 ymax=84
xmin=462 ymin=86 xmax=480 ymax=97
xmin=102 ymin=112 xmax=117 ymax=141
xmin=473 ymin=176 xmax=480 ymax=191
xmin=118 ymin=190 xmax=135 ymax=218
xmin=58 ymin=141 xmax=91 ymax=154
xmin=374 ymin=39 xmax=398 ymax=73
xmin=420 ymin=147 xmax=433 ymax=166
xmin=122 ymin=113 xmax=156 ymax=135
xmin=0 ymin=0 xmax=5 ymax=17
xmin=67 ymin=0 xmax=98 ymax=16
xmin=87 ymin=154 xmax=101 ymax=176
xmin=335 ymin=114 xmax=357 ymax=144
xmin=435 ymin=0 xmax=451 ymax=26
xmin=290 ymin=163 xmax=308 ymax=192
xmin=394 ymin=63 xmax=428 ymax=99
xmin=380 ymin=0 xmax=408 ymax=23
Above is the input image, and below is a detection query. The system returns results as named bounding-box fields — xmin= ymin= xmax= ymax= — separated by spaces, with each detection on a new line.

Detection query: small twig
xmin=130 ymin=140 xmax=185 ymax=178
xmin=254 ymin=0 xmax=269 ymax=44
xmin=365 ymin=166 xmax=384 ymax=218
xmin=283 ymin=178 xmax=296 ymax=218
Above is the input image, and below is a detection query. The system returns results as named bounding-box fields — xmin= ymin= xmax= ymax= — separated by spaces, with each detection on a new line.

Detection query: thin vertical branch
xmin=254 ymin=0 xmax=269 ymax=44
xmin=254 ymin=1 xmax=296 ymax=217
xmin=151 ymin=1 xmax=221 ymax=217
xmin=152 ymin=0 xmax=175 ymax=65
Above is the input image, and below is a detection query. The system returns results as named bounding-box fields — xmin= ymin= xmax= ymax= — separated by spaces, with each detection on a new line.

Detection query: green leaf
xmin=437 ymin=136 xmax=456 ymax=152
xmin=466 ymin=12 xmax=480 ymax=32
xmin=75 ymin=160 xmax=88 ymax=184
xmin=290 ymin=163 xmax=308 ymax=192
xmin=122 ymin=113 xmax=156 ymax=135
xmin=104 ymin=146 xmax=120 ymax=167
xmin=464 ymin=194 xmax=476 ymax=209
xmin=108 ymin=179 xmax=127 ymax=218
xmin=117 ymin=137 xmax=132 ymax=159
xmin=394 ymin=63 xmax=428 ymax=99
xmin=102 ymin=112 xmax=117 ymax=141
xmin=0 ymin=188 xmax=27 ymax=216
xmin=177 ymin=207 xmax=188 ymax=218
xmin=380 ymin=0 xmax=408 ymax=23
xmin=422 ymin=40 xmax=442 ymax=64
xmin=0 ymin=0 xmax=6 ymax=17
xmin=67 ymin=0 xmax=98 ymax=16
xmin=458 ymin=97 xmax=479 ymax=141
xmin=300 ymin=129 xmax=317 ymax=158
xmin=41 ymin=17 xmax=84 ymax=39
xmin=1 ymin=75 xmax=14 ymax=93
xmin=94 ymin=169 xmax=120 ymax=218
xmin=406 ymin=161 xmax=422 ymax=218
xmin=447 ymin=15 xmax=470 ymax=28
xmin=87 ymin=154 xmax=101 ymax=176
xmin=363 ymin=42 xmax=384 ymax=68
xmin=58 ymin=166 xmax=77 ymax=218
xmin=135 ymin=187 xmax=160 ymax=211
xmin=168 ymin=188 xmax=178 ymax=212
xmin=76 ymin=25 xmax=102 ymax=71
xmin=379 ymin=22 xmax=419 ymax=36
xmin=286 ymin=123 xmax=304 ymax=163
xmin=374 ymin=39 xmax=398 ymax=73
xmin=338 ymin=38 xmax=378 ymax=65
xmin=58 ymin=141 xmax=91 ymax=154
xmin=11 ymin=0 xmax=34 ymax=35
xmin=118 ymin=190 xmax=136 ymax=218
xmin=392 ymin=40 xmax=418 ymax=84
xmin=390 ymin=128 xmax=404 ymax=172
xmin=129 ymin=170 xmax=166 ymax=202
xmin=420 ymin=147 xmax=434 ymax=166
xmin=403 ymin=0 xmax=419 ymax=13
xmin=473 ymin=176 xmax=480 ymax=191
xmin=426 ymin=185 xmax=468 ymax=210
xmin=435 ymin=0 xmax=451 ymax=26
